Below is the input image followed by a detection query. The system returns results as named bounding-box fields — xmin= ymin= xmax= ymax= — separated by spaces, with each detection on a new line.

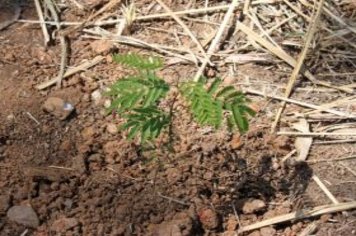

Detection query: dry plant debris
xmin=0 ymin=0 xmax=355 ymax=234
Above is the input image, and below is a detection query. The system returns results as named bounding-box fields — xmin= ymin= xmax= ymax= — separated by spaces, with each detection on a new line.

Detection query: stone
xmin=81 ymin=126 xmax=96 ymax=140
xmin=149 ymin=212 xmax=193 ymax=236
xmin=91 ymin=90 xmax=102 ymax=105
xmin=320 ymin=214 xmax=331 ymax=223
xmin=247 ymin=231 xmax=261 ymax=236
xmin=242 ymin=199 xmax=266 ymax=214
xmin=260 ymin=227 xmax=276 ymax=236
xmin=106 ymin=123 xmax=118 ymax=134
xmin=226 ymin=215 xmax=238 ymax=231
xmin=7 ymin=205 xmax=39 ymax=228
xmin=222 ymin=231 xmax=238 ymax=236
xmin=90 ymin=40 xmax=113 ymax=54
xmin=51 ymin=216 xmax=79 ymax=233
xmin=6 ymin=113 xmax=15 ymax=121
xmin=42 ymin=97 xmax=74 ymax=120
xmin=0 ymin=195 xmax=10 ymax=213
xmin=198 ymin=208 xmax=220 ymax=230
xmin=103 ymin=99 xmax=111 ymax=108
xmin=230 ymin=134 xmax=243 ymax=149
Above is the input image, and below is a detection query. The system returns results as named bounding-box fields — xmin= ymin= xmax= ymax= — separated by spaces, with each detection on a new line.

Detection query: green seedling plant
xmin=107 ymin=53 xmax=256 ymax=144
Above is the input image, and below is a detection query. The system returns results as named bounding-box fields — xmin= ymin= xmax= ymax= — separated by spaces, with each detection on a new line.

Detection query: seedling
xmin=107 ymin=53 xmax=255 ymax=143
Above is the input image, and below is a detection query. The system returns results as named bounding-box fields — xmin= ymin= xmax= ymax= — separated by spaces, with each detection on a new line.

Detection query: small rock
xmin=247 ymin=231 xmax=261 ymax=236
xmin=104 ymin=99 xmax=111 ymax=108
xmin=90 ymin=40 xmax=113 ymax=54
xmin=42 ymin=97 xmax=74 ymax=120
xmin=260 ymin=227 xmax=276 ymax=236
xmin=71 ymin=155 xmax=87 ymax=173
xmin=106 ymin=123 xmax=118 ymax=134
xmin=291 ymin=222 xmax=303 ymax=232
xmin=226 ymin=215 xmax=238 ymax=231
xmin=320 ymin=214 xmax=331 ymax=223
xmin=230 ymin=134 xmax=243 ymax=149
xmin=59 ymin=139 xmax=72 ymax=152
xmin=51 ymin=216 xmax=79 ymax=233
xmin=6 ymin=114 xmax=15 ymax=121
xmin=64 ymin=199 xmax=73 ymax=209
xmin=103 ymin=140 xmax=120 ymax=164
xmin=203 ymin=172 xmax=213 ymax=180
xmin=81 ymin=93 xmax=91 ymax=102
xmin=31 ymin=46 xmax=52 ymax=63
xmin=242 ymin=199 xmax=266 ymax=214
xmin=222 ymin=231 xmax=237 ymax=236
xmin=7 ymin=205 xmax=39 ymax=228
xmin=0 ymin=195 xmax=10 ymax=213
xmin=81 ymin=126 xmax=96 ymax=141
xmin=91 ymin=90 xmax=102 ymax=105
xmin=150 ymin=212 xmax=193 ymax=236
xmin=284 ymin=227 xmax=293 ymax=236
xmin=198 ymin=208 xmax=220 ymax=230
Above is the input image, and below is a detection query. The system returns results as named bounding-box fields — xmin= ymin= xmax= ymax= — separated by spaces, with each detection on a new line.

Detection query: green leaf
xmin=127 ymin=125 xmax=140 ymax=139
xmin=224 ymin=91 xmax=244 ymax=103
xmin=119 ymin=106 xmax=170 ymax=142
xmin=107 ymin=72 xmax=169 ymax=112
xmin=180 ymin=81 xmax=223 ymax=128
xmin=216 ymin=86 xmax=235 ymax=98
xmin=207 ymin=78 xmax=222 ymax=95
xmin=242 ymin=105 xmax=256 ymax=117
xmin=232 ymin=105 xmax=248 ymax=133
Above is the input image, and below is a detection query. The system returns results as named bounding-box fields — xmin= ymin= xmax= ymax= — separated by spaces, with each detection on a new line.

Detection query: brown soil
xmin=0 ymin=1 xmax=355 ymax=236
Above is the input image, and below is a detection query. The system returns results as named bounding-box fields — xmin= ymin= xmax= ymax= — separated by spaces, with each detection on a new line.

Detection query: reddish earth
xmin=0 ymin=1 xmax=355 ymax=235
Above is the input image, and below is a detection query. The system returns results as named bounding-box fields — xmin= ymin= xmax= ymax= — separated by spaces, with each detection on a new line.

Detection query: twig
xmin=25 ymin=112 xmax=40 ymax=125
xmin=298 ymin=0 xmax=356 ymax=34
xmin=244 ymin=88 xmax=355 ymax=118
xmin=106 ymin=167 xmax=139 ymax=181
xmin=232 ymin=203 xmax=242 ymax=230
xmin=281 ymin=149 xmax=297 ymax=163
xmin=314 ymin=139 xmax=356 ymax=144
xmin=36 ymin=56 xmax=104 ymax=90
xmin=312 ymin=175 xmax=349 ymax=222
xmin=43 ymin=0 xmax=68 ymax=89
xmin=307 ymin=155 xmax=356 ymax=164
xmin=235 ymin=21 xmax=353 ymax=93
xmin=238 ymin=201 xmax=356 ymax=233
xmin=277 ymin=131 xmax=356 ymax=137
xmin=243 ymin=0 xmax=251 ymax=16
xmin=284 ymin=0 xmax=356 ymax=50
xmin=60 ymin=0 xmax=122 ymax=36
xmin=312 ymin=175 xmax=340 ymax=204
xmin=339 ymin=163 xmax=356 ymax=177
xmin=68 ymin=0 xmax=85 ymax=10
xmin=83 ymin=30 xmax=203 ymax=63
xmin=305 ymin=95 xmax=356 ymax=116
xmin=17 ymin=19 xmax=80 ymax=26
xmin=271 ymin=0 xmax=325 ymax=132
xmin=155 ymin=0 xmax=211 ymax=66
xmin=20 ymin=5 xmax=235 ymax=27
xmin=157 ymin=192 xmax=190 ymax=206
xmin=193 ymin=0 xmax=240 ymax=81
xmin=33 ymin=0 xmax=50 ymax=45
xmin=133 ymin=5 xmax=233 ymax=22
xmin=20 ymin=229 xmax=28 ymax=236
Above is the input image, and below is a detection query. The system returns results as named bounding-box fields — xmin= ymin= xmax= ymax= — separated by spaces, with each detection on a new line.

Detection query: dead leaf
xmin=293 ymin=118 xmax=312 ymax=161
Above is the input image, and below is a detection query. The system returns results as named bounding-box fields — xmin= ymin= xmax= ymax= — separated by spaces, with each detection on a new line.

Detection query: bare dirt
xmin=0 ymin=1 xmax=355 ymax=236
